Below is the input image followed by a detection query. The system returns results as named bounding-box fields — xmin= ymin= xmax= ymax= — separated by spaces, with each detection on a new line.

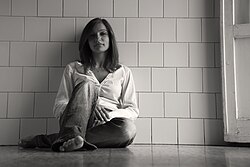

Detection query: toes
xmin=59 ymin=146 xmax=65 ymax=152
xmin=60 ymin=136 xmax=84 ymax=152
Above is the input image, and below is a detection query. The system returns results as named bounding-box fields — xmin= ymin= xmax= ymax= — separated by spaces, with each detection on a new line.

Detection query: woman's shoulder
xmin=118 ymin=64 xmax=132 ymax=74
xmin=65 ymin=61 xmax=82 ymax=68
xmin=65 ymin=61 xmax=86 ymax=73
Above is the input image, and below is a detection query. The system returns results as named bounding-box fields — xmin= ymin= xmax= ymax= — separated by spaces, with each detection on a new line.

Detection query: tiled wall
xmin=0 ymin=0 xmax=224 ymax=146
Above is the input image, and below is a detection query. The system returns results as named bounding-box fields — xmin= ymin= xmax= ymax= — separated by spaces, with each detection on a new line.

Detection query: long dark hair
xmin=79 ymin=18 xmax=120 ymax=72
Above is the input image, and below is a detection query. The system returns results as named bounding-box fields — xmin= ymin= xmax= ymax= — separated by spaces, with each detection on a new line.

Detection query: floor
xmin=0 ymin=145 xmax=250 ymax=167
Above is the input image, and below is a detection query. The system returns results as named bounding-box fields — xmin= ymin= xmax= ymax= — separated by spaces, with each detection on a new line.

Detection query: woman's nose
xmin=95 ymin=34 xmax=102 ymax=42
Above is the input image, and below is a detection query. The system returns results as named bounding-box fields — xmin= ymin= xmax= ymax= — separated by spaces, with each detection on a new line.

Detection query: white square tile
xmin=139 ymin=0 xmax=163 ymax=17
xmin=0 ymin=42 xmax=9 ymax=66
xmin=8 ymin=93 xmax=34 ymax=118
xmin=189 ymin=0 xmax=214 ymax=17
xmin=177 ymin=68 xmax=202 ymax=92
xmin=204 ymin=119 xmax=225 ymax=145
xmin=133 ymin=118 xmax=151 ymax=144
xmin=190 ymin=43 xmax=214 ymax=67
xmin=12 ymin=0 xmax=37 ymax=16
xmin=76 ymin=18 xmax=92 ymax=41
xmin=203 ymin=68 xmax=221 ymax=92
xmin=25 ymin=17 xmax=49 ymax=41
xmin=0 ymin=0 xmax=11 ymax=15
xmin=178 ymin=119 xmax=204 ymax=144
xmin=0 ymin=17 xmax=24 ymax=40
xmin=0 ymin=67 xmax=22 ymax=91
xmin=130 ymin=68 xmax=151 ymax=91
xmin=34 ymin=93 xmax=56 ymax=117
xmin=118 ymin=43 xmax=137 ymax=66
xmin=49 ymin=68 xmax=64 ymax=92
xmin=177 ymin=19 xmax=201 ymax=42
xmin=89 ymin=0 xmax=113 ymax=17
xmin=23 ymin=67 xmax=48 ymax=92
xmin=165 ymin=93 xmax=189 ymax=117
xmin=164 ymin=43 xmax=188 ymax=67
xmin=139 ymin=93 xmax=164 ymax=117
xmin=215 ymin=43 xmax=221 ymax=67
xmin=38 ymin=0 xmax=62 ymax=16
xmin=20 ymin=119 xmax=46 ymax=138
xmin=10 ymin=42 xmax=36 ymax=66
xmin=0 ymin=119 xmax=19 ymax=145
xmin=152 ymin=18 xmax=176 ymax=42
xmin=51 ymin=18 xmax=75 ymax=41
xmin=0 ymin=93 xmax=7 ymax=118
xmin=191 ymin=93 xmax=216 ymax=118
xmin=127 ymin=18 xmax=150 ymax=42
xmin=47 ymin=118 xmax=59 ymax=134
xmin=64 ymin=0 xmax=88 ymax=17
xmin=152 ymin=118 xmax=177 ymax=144
xmin=36 ymin=42 xmax=61 ymax=66
xmin=105 ymin=18 xmax=125 ymax=42
xmin=202 ymin=18 xmax=220 ymax=42
xmin=164 ymin=0 xmax=188 ymax=17
xmin=62 ymin=43 xmax=79 ymax=66
xmin=216 ymin=94 xmax=223 ymax=119
xmin=152 ymin=68 xmax=176 ymax=92
xmin=114 ymin=0 xmax=138 ymax=17
xmin=139 ymin=43 xmax=163 ymax=67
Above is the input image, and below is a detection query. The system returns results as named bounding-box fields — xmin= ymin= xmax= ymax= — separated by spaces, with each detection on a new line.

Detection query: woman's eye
xmin=100 ymin=31 xmax=108 ymax=36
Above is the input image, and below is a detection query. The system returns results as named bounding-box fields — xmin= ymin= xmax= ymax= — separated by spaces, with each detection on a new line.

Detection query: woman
xmin=19 ymin=18 xmax=139 ymax=152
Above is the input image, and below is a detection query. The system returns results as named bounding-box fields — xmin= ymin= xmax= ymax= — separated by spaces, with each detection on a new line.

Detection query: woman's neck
xmin=92 ymin=52 xmax=107 ymax=68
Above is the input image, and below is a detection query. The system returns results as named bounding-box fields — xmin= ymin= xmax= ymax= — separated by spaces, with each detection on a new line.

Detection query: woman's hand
xmin=94 ymin=105 xmax=110 ymax=123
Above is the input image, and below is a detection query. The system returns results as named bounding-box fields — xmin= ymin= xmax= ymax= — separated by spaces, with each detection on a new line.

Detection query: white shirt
xmin=53 ymin=61 xmax=139 ymax=121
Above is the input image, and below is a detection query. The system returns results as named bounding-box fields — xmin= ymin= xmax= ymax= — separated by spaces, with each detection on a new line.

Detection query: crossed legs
xmin=19 ymin=80 xmax=136 ymax=151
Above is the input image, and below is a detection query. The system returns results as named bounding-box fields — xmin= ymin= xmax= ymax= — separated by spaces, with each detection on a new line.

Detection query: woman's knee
xmin=72 ymin=81 xmax=97 ymax=99
xmin=111 ymin=118 xmax=136 ymax=141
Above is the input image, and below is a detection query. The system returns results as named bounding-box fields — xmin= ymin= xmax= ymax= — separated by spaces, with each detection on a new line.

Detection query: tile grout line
xmin=6 ymin=93 xmax=9 ymax=118
xmin=177 ymin=118 xmax=179 ymax=144
xmin=8 ymin=42 xmax=11 ymax=67
xmin=23 ymin=17 xmax=25 ymax=41
xmin=138 ymin=0 xmax=139 ymax=17
xmin=61 ymin=0 xmax=64 ymax=17
xmin=189 ymin=93 xmax=191 ymax=118
xmin=19 ymin=118 xmax=21 ymax=140
xmin=37 ymin=0 xmax=38 ymax=16
xmin=21 ymin=67 xmax=24 ymax=92
xmin=150 ymin=117 xmax=153 ymax=144
xmin=176 ymin=68 xmax=178 ymax=93
xmin=113 ymin=0 xmax=114 ymax=17
xmin=203 ymin=118 xmax=206 ymax=145
xmin=162 ymin=0 xmax=164 ymax=17
xmin=163 ymin=92 xmax=166 ymax=117
xmin=33 ymin=92 xmax=36 ymax=118
xmin=215 ymin=93 xmax=218 ymax=119
xmin=46 ymin=118 xmax=48 ymax=134
xmin=10 ymin=0 xmax=12 ymax=15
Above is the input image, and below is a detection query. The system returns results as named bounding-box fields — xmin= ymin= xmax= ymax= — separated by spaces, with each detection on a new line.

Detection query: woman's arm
xmin=53 ymin=64 xmax=74 ymax=119
xmin=109 ymin=67 xmax=139 ymax=121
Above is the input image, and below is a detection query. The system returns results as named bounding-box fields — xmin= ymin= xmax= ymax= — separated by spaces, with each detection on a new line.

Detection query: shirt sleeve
xmin=109 ymin=67 xmax=139 ymax=121
xmin=53 ymin=64 xmax=74 ymax=119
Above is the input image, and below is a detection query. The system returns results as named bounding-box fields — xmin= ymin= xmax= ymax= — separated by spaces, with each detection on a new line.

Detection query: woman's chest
xmin=92 ymin=70 xmax=109 ymax=83
xmin=73 ymin=71 xmax=124 ymax=97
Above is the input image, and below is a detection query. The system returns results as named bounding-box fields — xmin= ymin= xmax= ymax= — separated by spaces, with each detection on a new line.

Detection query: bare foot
xmin=59 ymin=136 xmax=84 ymax=152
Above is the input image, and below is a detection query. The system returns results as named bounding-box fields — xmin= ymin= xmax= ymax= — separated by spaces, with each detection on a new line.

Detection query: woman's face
xmin=88 ymin=22 xmax=110 ymax=54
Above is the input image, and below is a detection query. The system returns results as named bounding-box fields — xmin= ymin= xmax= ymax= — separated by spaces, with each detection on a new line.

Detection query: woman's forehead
xmin=91 ymin=22 xmax=107 ymax=33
